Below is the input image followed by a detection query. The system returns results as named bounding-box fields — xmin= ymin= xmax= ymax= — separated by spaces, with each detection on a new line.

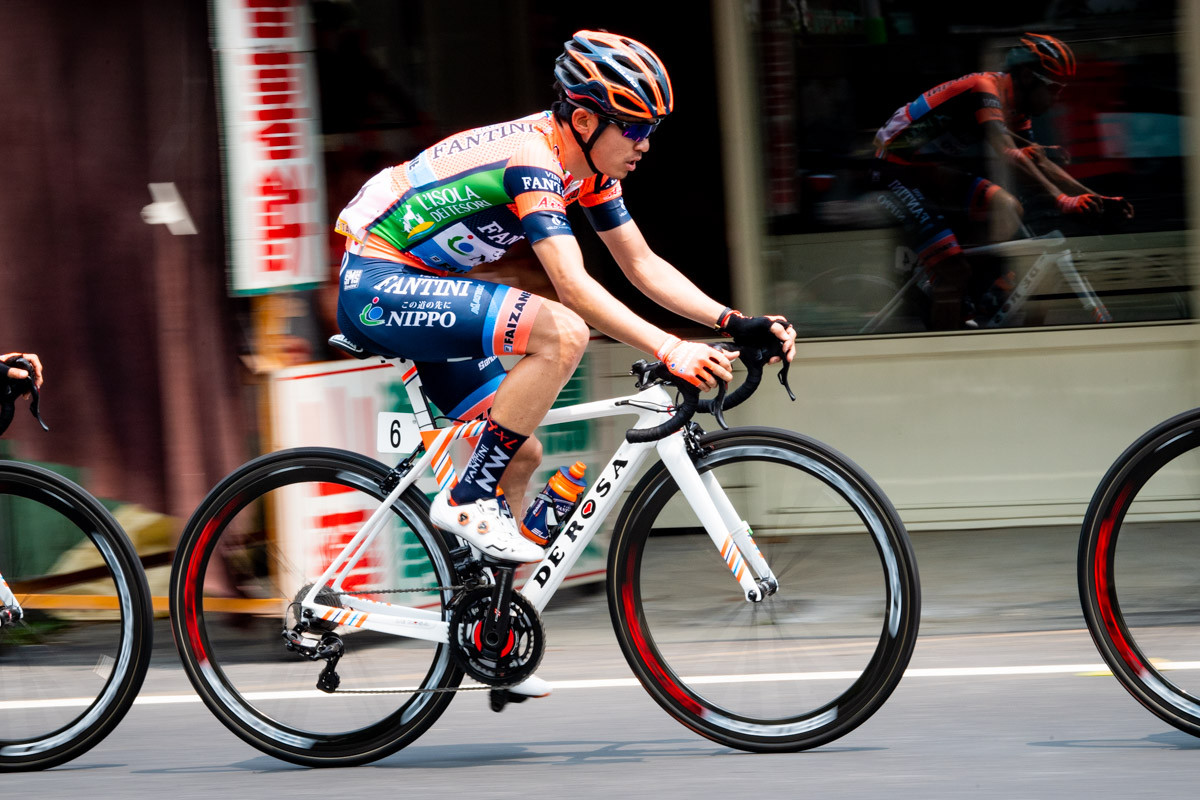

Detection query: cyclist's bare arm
xmin=1006 ymin=131 xmax=1093 ymax=192
xmin=599 ymin=220 xmax=797 ymax=362
xmin=1002 ymin=129 xmax=1135 ymax=219
xmin=985 ymin=122 xmax=1064 ymax=200
xmin=531 ymin=234 xmax=735 ymax=386
xmin=596 ymin=220 xmax=726 ymax=326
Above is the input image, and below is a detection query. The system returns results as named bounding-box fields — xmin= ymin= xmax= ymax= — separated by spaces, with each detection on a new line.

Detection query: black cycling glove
xmin=717 ymin=308 xmax=790 ymax=346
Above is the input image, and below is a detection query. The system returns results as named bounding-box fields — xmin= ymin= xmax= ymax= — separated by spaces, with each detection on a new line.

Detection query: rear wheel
xmin=608 ymin=427 xmax=920 ymax=751
xmin=169 ymin=447 xmax=462 ymax=767
xmin=0 ymin=461 xmax=152 ymax=771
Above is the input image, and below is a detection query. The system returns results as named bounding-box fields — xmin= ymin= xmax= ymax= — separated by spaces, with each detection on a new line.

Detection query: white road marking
xmin=4 ymin=661 xmax=1199 ymax=710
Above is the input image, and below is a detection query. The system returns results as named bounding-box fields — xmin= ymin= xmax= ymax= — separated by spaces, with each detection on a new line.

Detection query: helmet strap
xmin=560 ymin=102 xmax=609 ymax=177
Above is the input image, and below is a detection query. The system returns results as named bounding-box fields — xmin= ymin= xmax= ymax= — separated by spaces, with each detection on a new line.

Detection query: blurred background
xmin=0 ymin=0 xmax=1195 ymax=601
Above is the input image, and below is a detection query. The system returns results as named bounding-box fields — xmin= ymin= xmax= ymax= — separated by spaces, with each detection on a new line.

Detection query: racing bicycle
xmin=1079 ymin=406 xmax=1200 ymax=737
xmin=0 ymin=358 xmax=154 ymax=771
xmin=799 ymin=224 xmax=1112 ymax=335
xmin=169 ymin=333 xmax=920 ymax=767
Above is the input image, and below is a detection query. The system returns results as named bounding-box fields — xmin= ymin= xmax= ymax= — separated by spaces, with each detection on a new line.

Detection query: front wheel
xmin=169 ymin=447 xmax=463 ymax=767
xmin=1079 ymin=408 xmax=1200 ymax=736
xmin=608 ymin=427 xmax=920 ymax=752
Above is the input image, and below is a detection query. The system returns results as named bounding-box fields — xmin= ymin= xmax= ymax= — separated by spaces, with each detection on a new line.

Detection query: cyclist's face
xmin=591 ymin=121 xmax=650 ymax=179
xmin=1019 ymin=69 xmax=1064 ymax=116
xmin=571 ymin=109 xmax=650 ymax=179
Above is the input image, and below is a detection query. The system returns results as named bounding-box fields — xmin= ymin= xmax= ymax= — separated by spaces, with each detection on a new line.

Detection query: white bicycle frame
xmin=861 ymin=230 xmax=1111 ymax=333
xmin=295 ymin=366 xmax=777 ymax=646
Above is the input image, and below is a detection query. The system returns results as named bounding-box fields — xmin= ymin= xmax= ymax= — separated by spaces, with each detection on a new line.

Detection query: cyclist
xmin=872 ymin=32 xmax=1134 ymax=329
xmin=334 ymin=31 xmax=796 ymax=563
xmin=2 ymin=352 xmax=42 ymax=388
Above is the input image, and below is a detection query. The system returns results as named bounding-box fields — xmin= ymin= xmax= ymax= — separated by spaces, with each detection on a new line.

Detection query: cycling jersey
xmin=334 ymin=110 xmax=633 ymax=423
xmin=871 ymin=72 xmax=1034 ymax=270
xmin=335 ymin=111 xmax=630 ymax=273
xmin=874 ymin=72 xmax=1032 ymax=165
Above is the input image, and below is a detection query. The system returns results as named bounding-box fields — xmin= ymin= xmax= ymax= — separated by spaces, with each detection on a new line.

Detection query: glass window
xmin=752 ymin=1 xmax=1190 ymax=336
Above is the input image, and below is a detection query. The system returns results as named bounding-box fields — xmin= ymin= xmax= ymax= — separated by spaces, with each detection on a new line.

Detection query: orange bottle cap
xmin=569 ymin=461 xmax=586 ymax=479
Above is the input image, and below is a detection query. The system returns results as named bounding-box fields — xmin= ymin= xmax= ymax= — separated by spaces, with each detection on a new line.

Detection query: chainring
xmin=447 ymin=585 xmax=544 ymax=686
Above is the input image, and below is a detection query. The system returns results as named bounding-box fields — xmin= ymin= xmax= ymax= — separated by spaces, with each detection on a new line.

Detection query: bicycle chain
xmin=317 ymin=585 xmax=523 ymax=695
xmin=332 ymin=683 xmax=501 ymax=695
xmin=329 ymin=586 xmax=467 ymax=596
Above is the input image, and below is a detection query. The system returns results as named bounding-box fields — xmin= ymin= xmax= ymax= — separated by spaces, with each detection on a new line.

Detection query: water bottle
xmin=520 ymin=462 xmax=587 ymax=546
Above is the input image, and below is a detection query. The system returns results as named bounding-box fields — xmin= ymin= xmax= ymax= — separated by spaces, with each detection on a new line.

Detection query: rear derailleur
xmin=282 ymin=583 xmax=344 ymax=693
xmin=282 ymin=622 xmax=345 ymax=693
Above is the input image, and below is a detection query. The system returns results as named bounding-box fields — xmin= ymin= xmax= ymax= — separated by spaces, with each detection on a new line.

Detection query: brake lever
xmin=712 ymin=379 xmax=729 ymax=430
xmin=777 ymin=358 xmax=796 ymax=401
xmin=745 ymin=339 xmax=796 ymax=402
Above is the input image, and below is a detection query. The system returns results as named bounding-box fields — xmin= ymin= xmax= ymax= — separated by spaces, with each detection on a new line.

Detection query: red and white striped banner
xmin=213 ymin=0 xmax=326 ymax=294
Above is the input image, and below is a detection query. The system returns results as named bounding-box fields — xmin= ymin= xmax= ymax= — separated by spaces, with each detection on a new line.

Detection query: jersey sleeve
xmin=502 ymin=138 xmax=574 ymax=244
xmin=972 ymin=74 xmax=1006 ymax=126
xmin=579 ymin=175 xmax=631 ymax=231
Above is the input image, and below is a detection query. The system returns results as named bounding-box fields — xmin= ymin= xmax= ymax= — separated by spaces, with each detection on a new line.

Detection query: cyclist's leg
xmin=966 ymin=176 xmax=1025 ymax=242
xmin=338 ymin=254 xmax=585 ymax=558
xmin=451 ymin=302 xmax=586 ymax=516
xmin=413 ymin=358 xmax=546 ymax=516
xmin=874 ymin=166 xmax=970 ymax=329
xmin=962 ymin=176 xmax=1026 ymax=317
xmin=489 ymin=301 xmax=588 ymax=431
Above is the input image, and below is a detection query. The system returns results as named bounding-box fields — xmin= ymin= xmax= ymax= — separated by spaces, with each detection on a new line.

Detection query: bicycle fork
xmin=657 ymin=436 xmax=779 ymax=602
xmin=0 ymin=573 xmax=21 ymax=625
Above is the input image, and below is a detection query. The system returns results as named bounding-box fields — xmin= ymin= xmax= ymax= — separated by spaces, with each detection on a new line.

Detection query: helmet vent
xmin=596 ymin=62 xmax=629 ymax=87
xmin=613 ymin=55 xmax=641 ymax=73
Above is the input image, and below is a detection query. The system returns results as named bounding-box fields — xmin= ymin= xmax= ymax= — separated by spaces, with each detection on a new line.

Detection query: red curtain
xmin=0 ymin=2 xmax=250 ymax=521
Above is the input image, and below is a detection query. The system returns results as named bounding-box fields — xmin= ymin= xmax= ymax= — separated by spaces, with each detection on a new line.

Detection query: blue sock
xmin=451 ymin=417 xmax=528 ymax=504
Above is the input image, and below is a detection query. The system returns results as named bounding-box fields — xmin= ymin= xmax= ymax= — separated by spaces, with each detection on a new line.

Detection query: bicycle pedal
xmin=488 ymin=687 xmax=531 ymax=713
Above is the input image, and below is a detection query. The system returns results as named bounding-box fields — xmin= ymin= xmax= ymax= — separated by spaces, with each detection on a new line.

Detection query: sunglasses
xmin=1032 ymin=71 xmax=1067 ymax=93
xmin=601 ymin=115 xmax=660 ymax=142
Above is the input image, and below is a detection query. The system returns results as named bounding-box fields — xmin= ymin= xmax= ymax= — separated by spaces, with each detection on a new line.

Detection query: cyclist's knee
xmin=994 ymin=190 xmax=1024 ymax=220
xmin=990 ymin=192 xmax=1025 ymax=239
xmin=531 ymin=302 xmax=589 ymax=367
xmin=559 ymin=308 xmax=589 ymax=362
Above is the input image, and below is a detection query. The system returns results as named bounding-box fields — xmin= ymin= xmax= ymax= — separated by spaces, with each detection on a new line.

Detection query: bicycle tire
xmin=607 ymin=427 xmax=919 ymax=752
xmin=1079 ymin=407 xmax=1200 ymax=736
xmin=0 ymin=461 xmax=153 ymax=771
xmin=169 ymin=447 xmax=463 ymax=767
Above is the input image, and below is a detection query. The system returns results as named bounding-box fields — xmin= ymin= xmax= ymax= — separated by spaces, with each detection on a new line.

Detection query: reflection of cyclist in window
xmin=334 ymin=31 xmax=796 ymax=565
xmin=872 ymin=33 xmax=1135 ymax=330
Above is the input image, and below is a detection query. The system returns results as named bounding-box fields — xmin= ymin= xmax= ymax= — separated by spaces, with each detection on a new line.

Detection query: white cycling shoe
xmin=429 ymin=488 xmax=545 ymax=563
xmin=508 ymin=674 xmax=551 ymax=698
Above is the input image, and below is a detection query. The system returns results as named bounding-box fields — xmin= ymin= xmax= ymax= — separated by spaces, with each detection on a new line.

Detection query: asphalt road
xmin=8 ymin=525 xmax=1200 ymax=799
